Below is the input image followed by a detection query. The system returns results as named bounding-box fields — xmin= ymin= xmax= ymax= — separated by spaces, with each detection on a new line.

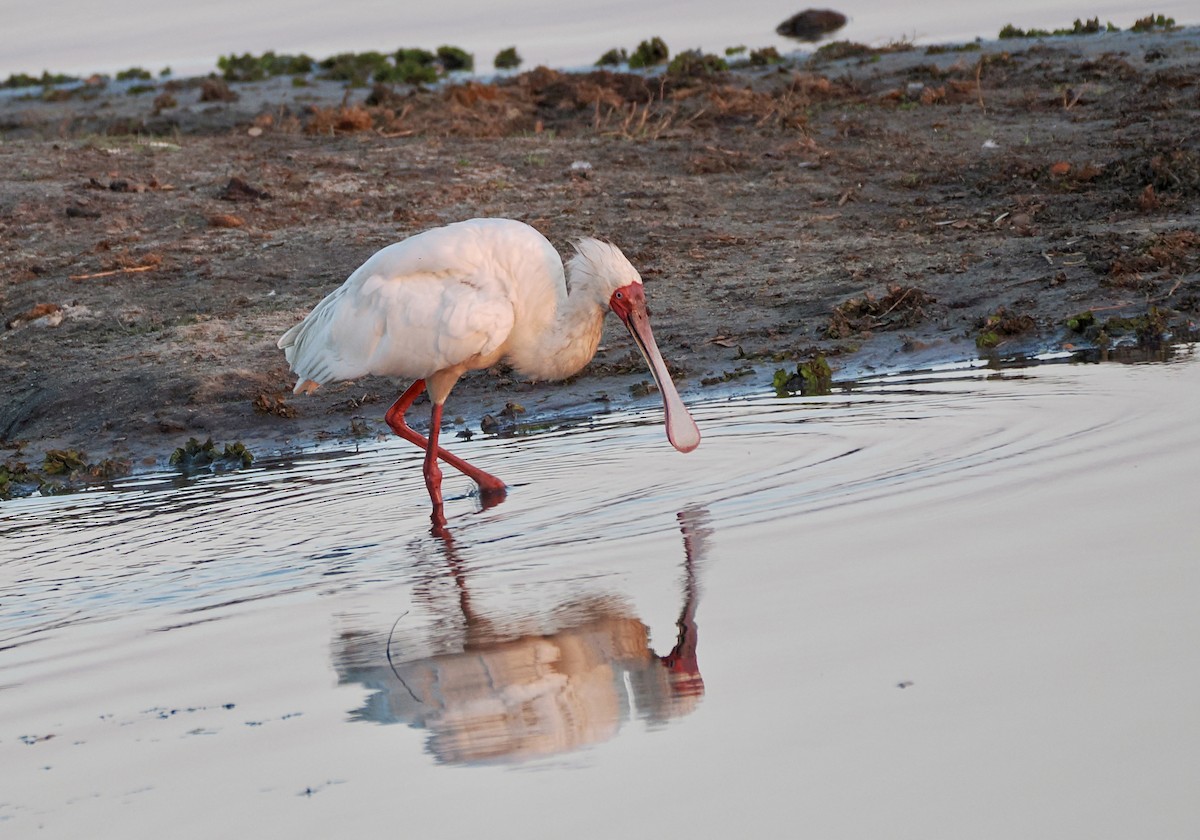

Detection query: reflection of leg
xmin=384 ymin=381 xmax=506 ymax=493
xmin=431 ymin=527 xmax=478 ymax=628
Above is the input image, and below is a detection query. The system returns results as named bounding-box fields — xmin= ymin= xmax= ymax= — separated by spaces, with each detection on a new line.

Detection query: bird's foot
xmin=477 ymin=483 xmax=507 ymax=511
xmin=429 ymin=503 xmax=449 ymax=536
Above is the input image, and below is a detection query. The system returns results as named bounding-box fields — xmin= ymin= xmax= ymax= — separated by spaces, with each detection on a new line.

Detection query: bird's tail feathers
xmin=278 ymin=286 xmax=351 ymax=394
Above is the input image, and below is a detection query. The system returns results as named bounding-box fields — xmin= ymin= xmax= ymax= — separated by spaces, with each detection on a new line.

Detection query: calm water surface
xmin=2 ymin=352 xmax=1199 ymax=838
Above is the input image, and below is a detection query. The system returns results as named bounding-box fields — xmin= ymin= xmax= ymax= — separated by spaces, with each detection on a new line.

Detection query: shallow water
xmin=3 ymin=351 xmax=1199 ymax=838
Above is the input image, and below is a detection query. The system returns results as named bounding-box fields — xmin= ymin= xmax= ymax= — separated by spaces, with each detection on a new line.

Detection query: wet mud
xmin=1 ymin=27 xmax=1198 ymax=485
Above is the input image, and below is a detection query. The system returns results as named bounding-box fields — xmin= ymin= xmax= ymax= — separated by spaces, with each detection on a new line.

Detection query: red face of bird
xmin=609 ymin=282 xmax=701 ymax=453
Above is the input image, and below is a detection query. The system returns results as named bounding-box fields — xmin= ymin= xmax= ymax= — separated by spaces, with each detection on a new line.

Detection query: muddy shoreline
xmin=2 ymin=28 xmax=1198 ymax=490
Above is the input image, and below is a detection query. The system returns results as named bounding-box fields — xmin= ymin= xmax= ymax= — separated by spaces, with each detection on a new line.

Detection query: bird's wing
xmin=281 ymin=266 xmax=515 ymax=388
xmin=364 ymin=270 xmax=515 ymax=376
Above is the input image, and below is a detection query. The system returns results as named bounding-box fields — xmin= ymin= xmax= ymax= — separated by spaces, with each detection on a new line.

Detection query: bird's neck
xmin=510 ymin=282 xmax=607 ymax=382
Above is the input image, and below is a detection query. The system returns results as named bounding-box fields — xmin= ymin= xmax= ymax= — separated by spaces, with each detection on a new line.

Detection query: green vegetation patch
xmin=115 ymin=67 xmax=152 ymax=81
xmin=1131 ymin=14 xmax=1176 ymax=32
xmin=313 ymin=45 xmax=474 ymax=86
xmin=999 ymin=17 xmax=1120 ymax=39
xmin=436 ymin=45 xmax=474 ymax=72
xmin=1066 ymin=306 xmax=1180 ymax=349
xmin=727 ymin=46 xmax=786 ymax=67
xmin=1 ymin=450 xmax=132 ymax=501
xmin=2 ymin=70 xmax=79 ymax=88
xmin=218 ymin=51 xmax=315 ymax=82
xmin=667 ymin=50 xmax=728 ymax=77
xmin=0 ymin=461 xmax=38 ymax=500
xmin=1065 ymin=310 xmax=1096 ymax=332
xmin=390 ymin=48 xmax=439 ymax=84
xmin=774 ymin=355 xmax=834 ymax=396
xmin=1100 ymin=308 xmax=1171 ymax=344
xmin=43 ymin=449 xmax=89 ymax=475
xmin=748 ymin=47 xmax=784 ymax=66
xmin=976 ymin=307 xmax=1037 ymax=349
xmin=169 ymin=437 xmax=254 ymax=474
xmin=493 ymin=47 xmax=522 ymax=70
xmin=595 ymin=47 xmax=628 ymax=66
xmin=318 ymin=51 xmax=392 ymax=86
xmin=629 ymin=37 xmax=670 ymax=69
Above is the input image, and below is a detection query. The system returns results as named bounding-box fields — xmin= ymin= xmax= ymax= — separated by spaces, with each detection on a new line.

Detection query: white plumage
xmin=278 ymin=218 xmax=699 ymax=530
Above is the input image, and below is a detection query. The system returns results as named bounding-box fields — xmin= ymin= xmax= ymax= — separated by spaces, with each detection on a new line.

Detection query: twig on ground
xmin=69 ymin=264 xmax=158 ymax=281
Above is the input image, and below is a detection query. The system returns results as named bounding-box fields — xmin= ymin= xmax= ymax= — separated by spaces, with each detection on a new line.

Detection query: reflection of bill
xmin=335 ymin=509 xmax=710 ymax=765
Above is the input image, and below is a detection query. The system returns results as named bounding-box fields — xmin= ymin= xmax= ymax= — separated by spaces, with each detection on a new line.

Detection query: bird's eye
xmin=615 ymin=291 xmax=623 ymax=299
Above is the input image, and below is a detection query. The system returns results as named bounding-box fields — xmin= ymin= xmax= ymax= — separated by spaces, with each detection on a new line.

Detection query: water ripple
xmin=0 ymin=358 xmax=1187 ymax=646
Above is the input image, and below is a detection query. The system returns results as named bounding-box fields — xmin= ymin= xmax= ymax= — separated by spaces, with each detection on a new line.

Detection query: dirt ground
xmin=2 ymin=28 xmax=1198 ymax=488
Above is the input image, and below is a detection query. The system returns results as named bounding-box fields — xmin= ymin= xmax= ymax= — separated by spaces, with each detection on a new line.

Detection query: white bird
xmin=278 ymin=218 xmax=700 ymax=529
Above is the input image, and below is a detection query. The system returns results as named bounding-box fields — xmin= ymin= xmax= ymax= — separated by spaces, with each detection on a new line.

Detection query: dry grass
xmin=1109 ymin=230 xmax=1200 ymax=287
xmin=245 ymin=65 xmax=885 ymax=141
xmin=827 ymin=285 xmax=937 ymax=338
xmin=305 ymin=105 xmax=374 ymax=134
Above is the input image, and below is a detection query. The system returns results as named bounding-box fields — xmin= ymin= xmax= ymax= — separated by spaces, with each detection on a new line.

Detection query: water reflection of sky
xmin=6 ymin=1 xmax=1195 ymax=76
xmin=3 ymin=356 xmax=1199 ymax=835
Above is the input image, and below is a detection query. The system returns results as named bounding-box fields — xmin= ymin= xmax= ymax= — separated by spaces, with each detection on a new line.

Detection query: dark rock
xmin=776 ymin=9 xmax=847 ymax=41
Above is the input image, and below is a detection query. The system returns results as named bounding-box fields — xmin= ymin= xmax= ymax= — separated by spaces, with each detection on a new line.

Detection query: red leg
xmin=384 ymin=380 xmax=507 ymax=494
xmin=425 ymin=402 xmax=447 ymax=531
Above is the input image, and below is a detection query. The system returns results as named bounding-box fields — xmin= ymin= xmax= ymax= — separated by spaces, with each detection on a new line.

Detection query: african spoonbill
xmin=278 ymin=218 xmax=699 ymax=528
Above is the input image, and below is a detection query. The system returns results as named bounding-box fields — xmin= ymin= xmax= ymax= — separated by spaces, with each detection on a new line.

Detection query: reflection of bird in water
xmin=657 ymin=508 xmax=706 ymax=704
xmin=278 ymin=218 xmax=700 ymax=531
xmin=334 ymin=508 xmax=711 ymax=764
